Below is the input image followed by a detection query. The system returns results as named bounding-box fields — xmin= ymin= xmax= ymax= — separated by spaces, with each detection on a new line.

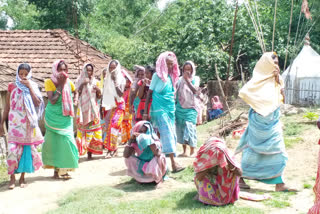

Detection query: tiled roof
xmin=0 ymin=29 xmax=131 ymax=92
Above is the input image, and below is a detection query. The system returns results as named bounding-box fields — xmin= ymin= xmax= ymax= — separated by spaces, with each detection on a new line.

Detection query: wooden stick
xmin=272 ymin=0 xmax=278 ymax=52
xmin=283 ymin=0 xmax=294 ymax=71
xmin=215 ymin=64 xmax=232 ymax=119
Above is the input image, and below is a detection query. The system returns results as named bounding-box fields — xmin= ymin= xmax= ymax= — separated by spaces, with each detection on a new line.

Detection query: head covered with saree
xmin=155 ymin=51 xmax=180 ymax=89
xmin=239 ymin=52 xmax=284 ymax=117
xmin=193 ymin=137 xmax=240 ymax=173
xmin=212 ymin=96 xmax=223 ymax=110
xmin=133 ymin=65 xmax=145 ymax=79
xmin=177 ymin=61 xmax=200 ymax=111
xmin=102 ymin=60 xmax=126 ymax=110
xmin=15 ymin=63 xmax=44 ymax=128
xmin=51 ymin=60 xmax=74 ymax=117
xmin=76 ymin=63 xmax=99 ymax=125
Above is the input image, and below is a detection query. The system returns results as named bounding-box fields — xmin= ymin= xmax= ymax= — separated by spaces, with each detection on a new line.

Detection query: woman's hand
xmin=195 ymin=170 xmax=208 ymax=181
xmin=20 ymin=78 xmax=31 ymax=88
xmin=142 ymin=113 xmax=148 ymax=120
xmin=183 ymin=71 xmax=192 ymax=82
xmin=58 ymin=74 xmax=67 ymax=87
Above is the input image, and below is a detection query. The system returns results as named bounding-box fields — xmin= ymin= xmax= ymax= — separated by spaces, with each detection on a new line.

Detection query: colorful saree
xmin=102 ymin=60 xmax=126 ymax=152
xmin=75 ymin=64 xmax=103 ymax=155
xmin=194 ymin=137 xmax=240 ymax=206
xmin=7 ymin=75 xmax=44 ymax=175
xmin=122 ymin=88 xmax=133 ymax=144
xmin=125 ymin=121 xmax=167 ymax=183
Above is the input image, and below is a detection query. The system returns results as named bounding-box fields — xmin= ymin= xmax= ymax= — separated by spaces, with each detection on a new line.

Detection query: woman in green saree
xmin=42 ymin=60 xmax=79 ymax=179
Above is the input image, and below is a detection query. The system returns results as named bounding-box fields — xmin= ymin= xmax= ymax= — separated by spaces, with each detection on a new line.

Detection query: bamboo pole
xmin=226 ymin=0 xmax=239 ymax=97
xmin=215 ymin=64 xmax=232 ymax=119
xmin=272 ymin=0 xmax=278 ymax=52
xmin=283 ymin=0 xmax=294 ymax=71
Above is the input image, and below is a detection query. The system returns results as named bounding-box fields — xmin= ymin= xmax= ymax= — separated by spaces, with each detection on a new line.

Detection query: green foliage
xmin=49 ymin=186 xmax=264 ymax=214
xmin=303 ymin=111 xmax=319 ymax=121
xmin=1 ymin=0 xmax=40 ymax=29
xmin=284 ymin=137 xmax=303 ymax=148
xmin=170 ymin=165 xmax=194 ymax=183
xmin=0 ymin=156 xmax=8 ymax=186
xmin=303 ymin=183 xmax=312 ymax=189
xmin=0 ymin=13 xmax=7 ymax=29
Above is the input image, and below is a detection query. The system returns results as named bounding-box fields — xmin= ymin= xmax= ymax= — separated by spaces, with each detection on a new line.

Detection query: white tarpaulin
xmin=282 ymin=45 xmax=320 ymax=105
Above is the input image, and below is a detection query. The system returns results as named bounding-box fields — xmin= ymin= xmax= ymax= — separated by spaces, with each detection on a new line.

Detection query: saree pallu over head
xmin=102 ymin=60 xmax=126 ymax=111
xmin=239 ymin=52 xmax=284 ymax=117
xmin=76 ymin=63 xmax=99 ymax=126
xmin=51 ymin=60 xmax=74 ymax=117
xmin=212 ymin=96 xmax=223 ymax=110
xmin=155 ymin=51 xmax=180 ymax=90
xmin=177 ymin=61 xmax=200 ymax=111
xmin=194 ymin=137 xmax=240 ymax=173
xmin=15 ymin=64 xmax=44 ymax=128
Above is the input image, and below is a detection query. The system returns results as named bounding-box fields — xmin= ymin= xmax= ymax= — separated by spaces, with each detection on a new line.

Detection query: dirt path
xmin=0 ymin=125 xmax=319 ymax=214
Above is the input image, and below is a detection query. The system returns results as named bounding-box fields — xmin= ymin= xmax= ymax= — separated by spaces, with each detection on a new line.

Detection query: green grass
xmin=263 ymin=192 xmax=296 ymax=208
xmin=303 ymin=183 xmax=312 ymax=189
xmin=48 ymin=186 xmax=264 ymax=214
xmin=0 ymin=157 xmax=8 ymax=186
xmin=284 ymin=137 xmax=304 ymax=148
xmin=169 ymin=166 xmax=194 ymax=183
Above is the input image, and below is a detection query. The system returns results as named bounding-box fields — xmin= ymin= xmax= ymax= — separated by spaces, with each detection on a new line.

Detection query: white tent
xmin=282 ymin=44 xmax=320 ymax=106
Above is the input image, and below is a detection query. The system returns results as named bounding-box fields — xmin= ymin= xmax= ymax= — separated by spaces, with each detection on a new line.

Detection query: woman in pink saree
xmin=124 ymin=120 xmax=167 ymax=184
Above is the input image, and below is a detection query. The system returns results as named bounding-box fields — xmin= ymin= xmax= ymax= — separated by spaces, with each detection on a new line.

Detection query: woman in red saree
xmin=121 ymin=70 xmax=133 ymax=144
xmin=193 ymin=137 xmax=242 ymax=206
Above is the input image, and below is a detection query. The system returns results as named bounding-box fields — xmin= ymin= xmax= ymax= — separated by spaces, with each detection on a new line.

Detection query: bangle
xmin=56 ymin=90 xmax=61 ymax=95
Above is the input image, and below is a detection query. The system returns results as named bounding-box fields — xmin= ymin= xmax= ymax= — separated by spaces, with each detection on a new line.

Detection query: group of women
xmin=0 ymin=50 xmax=302 ymax=209
xmin=0 ymin=51 xmax=204 ymax=188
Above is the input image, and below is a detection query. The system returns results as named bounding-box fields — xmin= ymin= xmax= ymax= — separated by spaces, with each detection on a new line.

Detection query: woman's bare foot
xmin=190 ymin=147 xmax=195 ymax=157
xmin=239 ymin=177 xmax=250 ymax=189
xmin=87 ymin=152 xmax=92 ymax=160
xmin=8 ymin=174 xmax=15 ymax=190
xmin=110 ymin=149 xmax=118 ymax=158
xmin=61 ymin=173 xmax=71 ymax=180
xmin=19 ymin=173 xmax=27 ymax=188
xmin=53 ymin=170 xmax=59 ymax=179
xmin=178 ymin=153 xmax=188 ymax=157
xmin=275 ymin=183 xmax=297 ymax=192
xmin=105 ymin=151 xmax=112 ymax=159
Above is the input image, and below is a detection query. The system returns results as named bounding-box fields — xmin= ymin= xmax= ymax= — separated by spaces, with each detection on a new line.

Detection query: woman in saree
xmin=101 ymin=60 xmax=126 ymax=158
xmin=42 ymin=60 xmax=79 ymax=179
xmin=0 ymin=63 xmax=44 ymax=189
xmin=235 ymin=52 xmax=295 ymax=192
xmin=176 ymin=61 xmax=200 ymax=157
xmin=194 ymin=137 xmax=242 ymax=206
xmin=124 ymin=120 xmax=167 ymax=185
xmin=75 ymin=63 xmax=103 ymax=160
xmin=129 ymin=65 xmax=145 ymax=122
xmin=143 ymin=51 xmax=184 ymax=173
xmin=308 ymin=119 xmax=320 ymax=214
xmin=208 ymin=96 xmax=224 ymax=121
xmin=135 ymin=65 xmax=155 ymax=122
xmin=121 ymin=70 xmax=133 ymax=144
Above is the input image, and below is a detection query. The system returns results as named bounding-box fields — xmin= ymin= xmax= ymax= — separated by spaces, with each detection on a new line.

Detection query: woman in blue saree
xmin=143 ymin=51 xmax=184 ymax=173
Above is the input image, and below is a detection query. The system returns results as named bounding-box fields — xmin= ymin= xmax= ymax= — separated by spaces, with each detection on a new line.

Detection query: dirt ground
xmin=0 ymin=122 xmax=319 ymax=214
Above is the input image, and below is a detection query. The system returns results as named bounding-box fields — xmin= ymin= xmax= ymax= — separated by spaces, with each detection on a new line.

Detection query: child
xmin=208 ymin=96 xmax=224 ymax=120
xmin=0 ymin=63 xmax=44 ymax=189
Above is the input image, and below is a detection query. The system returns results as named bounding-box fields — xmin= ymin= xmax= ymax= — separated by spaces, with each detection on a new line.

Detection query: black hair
xmin=145 ymin=65 xmax=155 ymax=74
xmin=271 ymin=53 xmax=278 ymax=60
xmin=109 ymin=60 xmax=118 ymax=68
xmin=182 ymin=62 xmax=193 ymax=73
xmin=58 ymin=61 xmax=68 ymax=70
xmin=86 ymin=64 xmax=94 ymax=71
xmin=18 ymin=63 xmax=31 ymax=73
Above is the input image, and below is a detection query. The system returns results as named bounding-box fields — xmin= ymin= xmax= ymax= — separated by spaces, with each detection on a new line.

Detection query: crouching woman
xmin=124 ymin=121 xmax=167 ymax=184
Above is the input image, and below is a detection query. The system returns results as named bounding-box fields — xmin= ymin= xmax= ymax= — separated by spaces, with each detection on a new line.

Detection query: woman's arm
xmin=0 ymin=92 xmax=10 ymax=136
xmin=115 ymin=86 xmax=124 ymax=97
xmin=142 ymin=90 xmax=153 ymax=120
xmin=123 ymin=146 xmax=135 ymax=158
xmin=150 ymin=144 xmax=161 ymax=157
xmin=195 ymin=169 xmax=208 ymax=181
xmin=137 ymin=84 xmax=145 ymax=99
xmin=47 ymin=85 xmax=63 ymax=105
xmin=21 ymin=80 xmax=41 ymax=107
xmin=185 ymin=79 xmax=198 ymax=94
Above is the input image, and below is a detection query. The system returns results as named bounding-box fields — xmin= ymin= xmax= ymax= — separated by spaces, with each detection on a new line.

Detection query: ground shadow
xmin=78 ymin=155 xmax=106 ymax=163
xmin=113 ymin=178 xmax=157 ymax=192
xmin=0 ymin=175 xmax=63 ymax=192
xmin=109 ymin=169 xmax=127 ymax=176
